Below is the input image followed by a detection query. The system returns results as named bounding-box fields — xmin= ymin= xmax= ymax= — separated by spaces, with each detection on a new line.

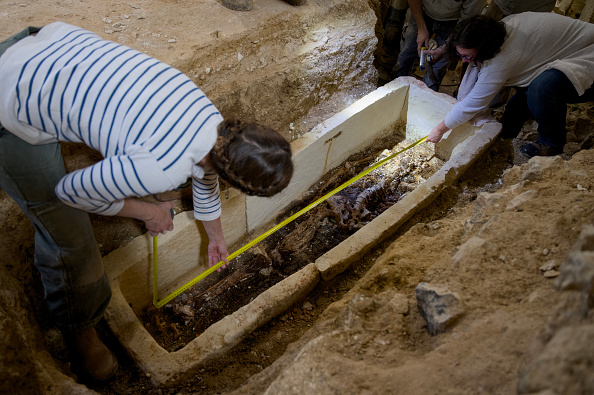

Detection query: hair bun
xmin=210 ymin=119 xmax=293 ymax=197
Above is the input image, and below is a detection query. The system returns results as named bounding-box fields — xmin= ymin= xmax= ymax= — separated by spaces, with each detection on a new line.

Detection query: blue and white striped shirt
xmin=0 ymin=22 xmax=223 ymax=221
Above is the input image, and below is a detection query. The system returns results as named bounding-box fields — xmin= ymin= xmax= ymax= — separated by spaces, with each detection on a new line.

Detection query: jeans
xmin=0 ymin=27 xmax=111 ymax=334
xmin=394 ymin=15 xmax=457 ymax=91
xmin=500 ymin=69 xmax=594 ymax=149
xmin=0 ymin=26 xmax=41 ymax=53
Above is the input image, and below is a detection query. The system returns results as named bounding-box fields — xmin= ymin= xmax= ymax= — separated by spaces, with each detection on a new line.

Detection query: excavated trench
xmin=101 ymin=79 xmax=501 ymax=386
xmin=142 ymin=136 xmax=442 ymax=350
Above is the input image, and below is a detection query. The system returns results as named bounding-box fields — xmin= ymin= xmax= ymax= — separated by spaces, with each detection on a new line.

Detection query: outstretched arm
xmin=426 ymin=120 xmax=450 ymax=143
xmin=201 ymin=217 xmax=229 ymax=271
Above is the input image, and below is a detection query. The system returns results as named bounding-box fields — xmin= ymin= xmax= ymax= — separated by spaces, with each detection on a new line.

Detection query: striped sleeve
xmin=55 ymin=146 xmax=176 ymax=215
xmin=192 ymin=169 xmax=222 ymax=221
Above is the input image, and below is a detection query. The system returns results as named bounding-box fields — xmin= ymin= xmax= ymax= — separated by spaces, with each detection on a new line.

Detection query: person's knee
xmin=526 ymin=78 xmax=552 ymax=102
xmin=525 ymin=76 xmax=557 ymax=115
xmin=526 ymin=70 xmax=572 ymax=104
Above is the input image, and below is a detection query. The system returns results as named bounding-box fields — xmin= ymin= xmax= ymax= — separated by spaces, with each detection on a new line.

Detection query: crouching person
xmin=0 ymin=22 xmax=293 ymax=382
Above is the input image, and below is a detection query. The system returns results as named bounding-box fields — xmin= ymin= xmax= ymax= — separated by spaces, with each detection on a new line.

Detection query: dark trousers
xmin=0 ymin=27 xmax=111 ymax=334
xmin=501 ymin=69 xmax=594 ymax=148
xmin=394 ymin=15 xmax=457 ymax=91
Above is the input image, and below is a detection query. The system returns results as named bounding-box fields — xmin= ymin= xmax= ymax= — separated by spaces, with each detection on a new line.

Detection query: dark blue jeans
xmin=394 ymin=15 xmax=457 ymax=91
xmin=501 ymin=69 xmax=594 ymax=148
xmin=0 ymin=28 xmax=111 ymax=334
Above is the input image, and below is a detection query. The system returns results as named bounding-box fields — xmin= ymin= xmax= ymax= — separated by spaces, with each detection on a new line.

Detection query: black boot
xmin=519 ymin=141 xmax=563 ymax=158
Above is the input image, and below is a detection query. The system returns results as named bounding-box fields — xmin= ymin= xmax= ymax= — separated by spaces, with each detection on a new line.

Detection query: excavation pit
xmin=102 ymin=78 xmax=501 ymax=385
xmin=144 ymin=137 xmax=441 ymax=349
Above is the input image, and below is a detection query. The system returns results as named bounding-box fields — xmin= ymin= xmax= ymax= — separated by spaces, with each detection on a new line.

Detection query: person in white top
xmin=0 ymin=23 xmax=293 ymax=382
xmin=424 ymin=13 xmax=594 ymax=157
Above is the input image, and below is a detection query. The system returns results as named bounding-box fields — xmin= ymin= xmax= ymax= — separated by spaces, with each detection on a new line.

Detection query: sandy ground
xmin=0 ymin=1 xmax=593 ymax=394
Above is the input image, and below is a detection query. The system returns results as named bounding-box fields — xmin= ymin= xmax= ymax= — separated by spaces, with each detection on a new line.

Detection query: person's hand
xmin=201 ymin=218 xmax=229 ymax=272
xmin=146 ymin=201 xmax=175 ymax=237
xmin=426 ymin=121 xmax=450 ymax=144
xmin=208 ymin=239 xmax=229 ymax=272
xmin=416 ymin=27 xmax=430 ymax=55
xmin=424 ymin=45 xmax=446 ymax=63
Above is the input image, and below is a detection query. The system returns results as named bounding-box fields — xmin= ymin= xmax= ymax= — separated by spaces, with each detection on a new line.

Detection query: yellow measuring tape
xmin=152 ymin=136 xmax=427 ymax=308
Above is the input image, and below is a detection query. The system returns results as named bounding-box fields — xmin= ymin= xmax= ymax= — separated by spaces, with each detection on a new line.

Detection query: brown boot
xmin=72 ymin=328 xmax=118 ymax=382
xmin=219 ymin=0 xmax=253 ymax=11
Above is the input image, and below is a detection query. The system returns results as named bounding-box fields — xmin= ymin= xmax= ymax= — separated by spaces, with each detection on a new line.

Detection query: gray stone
xmin=554 ymin=225 xmax=594 ymax=296
xmin=572 ymin=224 xmax=594 ymax=252
xmin=415 ymin=282 xmax=464 ymax=336
xmin=543 ymin=270 xmax=560 ymax=279
xmin=539 ymin=260 xmax=558 ymax=273
xmin=452 ymin=236 xmax=498 ymax=267
xmin=505 ymin=189 xmax=537 ymax=211
xmin=520 ymin=156 xmax=564 ymax=182
xmin=518 ymin=324 xmax=594 ymax=394
xmin=520 ymin=225 xmax=594 ymax=394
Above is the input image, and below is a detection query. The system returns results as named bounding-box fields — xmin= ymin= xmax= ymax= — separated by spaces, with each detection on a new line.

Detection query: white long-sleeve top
xmin=445 ymin=12 xmax=594 ymax=130
xmin=0 ymin=22 xmax=224 ymax=221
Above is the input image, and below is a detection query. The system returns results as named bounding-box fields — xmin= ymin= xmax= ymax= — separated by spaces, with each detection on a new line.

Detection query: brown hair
xmin=209 ymin=119 xmax=293 ymax=197
xmin=446 ymin=15 xmax=507 ymax=63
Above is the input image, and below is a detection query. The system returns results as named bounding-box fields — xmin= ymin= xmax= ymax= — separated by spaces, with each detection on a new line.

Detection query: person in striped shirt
xmin=0 ymin=22 xmax=293 ymax=382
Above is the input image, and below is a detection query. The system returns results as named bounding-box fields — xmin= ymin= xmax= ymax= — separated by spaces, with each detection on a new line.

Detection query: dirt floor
xmin=87 ymin=102 xmax=592 ymax=395
xmin=4 ymin=97 xmax=592 ymax=395
xmin=1 ymin=1 xmax=594 ymax=394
